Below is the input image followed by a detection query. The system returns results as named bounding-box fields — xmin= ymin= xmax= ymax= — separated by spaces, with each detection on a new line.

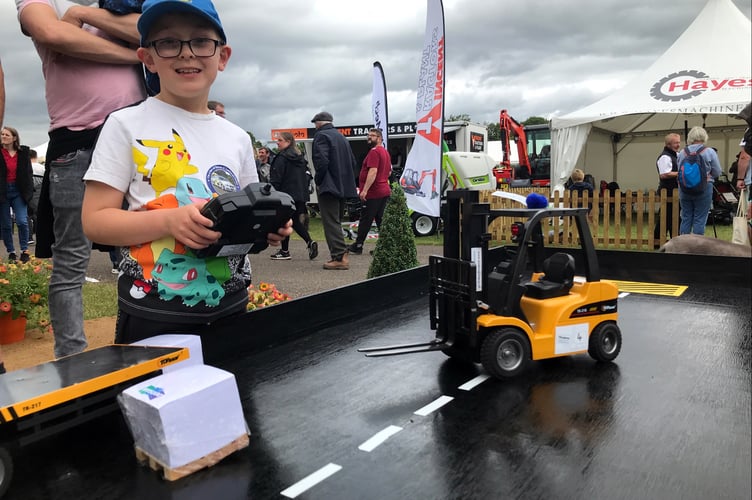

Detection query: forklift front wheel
xmin=0 ymin=445 xmax=14 ymax=498
xmin=588 ymin=322 xmax=622 ymax=362
xmin=480 ymin=328 xmax=531 ymax=379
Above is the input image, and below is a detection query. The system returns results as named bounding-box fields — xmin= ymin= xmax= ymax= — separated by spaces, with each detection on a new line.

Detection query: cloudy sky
xmin=1 ymin=0 xmax=750 ymax=149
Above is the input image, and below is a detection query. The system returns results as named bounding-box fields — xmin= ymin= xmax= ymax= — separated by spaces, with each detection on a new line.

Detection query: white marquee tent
xmin=550 ymin=0 xmax=751 ymax=192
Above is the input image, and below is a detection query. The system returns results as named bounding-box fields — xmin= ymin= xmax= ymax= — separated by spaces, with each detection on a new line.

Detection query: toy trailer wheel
xmin=480 ymin=328 xmax=531 ymax=379
xmin=0 ymin=445 xmax=13 ymax=498
xmin=588 ymin=322 xmax=622 ymax=362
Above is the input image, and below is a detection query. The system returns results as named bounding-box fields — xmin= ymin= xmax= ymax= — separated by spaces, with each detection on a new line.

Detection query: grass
xmin=83 ymin=281 xmax=118 ymax=320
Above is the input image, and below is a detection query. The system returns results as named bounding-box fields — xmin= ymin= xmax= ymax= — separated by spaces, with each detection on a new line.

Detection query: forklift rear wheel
xmin=0 ymin=445 xmax=13 ymax=498
xmin=588 ymin=322 xmax=622 ymax=362
xmin=480 ymin=328 xmax=531 ymax=378
xmin=411 ymin=213 xmax=438 ymax=236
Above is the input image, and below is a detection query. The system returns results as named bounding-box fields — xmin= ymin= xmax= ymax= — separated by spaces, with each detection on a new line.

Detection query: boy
xmin=82 ymin=0 xmax=291 ymax=343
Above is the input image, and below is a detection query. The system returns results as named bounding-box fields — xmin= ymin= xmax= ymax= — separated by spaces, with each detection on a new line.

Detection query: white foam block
xmin=118 ymin=364 xmax=247 ymax=469
xmin=131 ymin=334 xmax=204 ymax=372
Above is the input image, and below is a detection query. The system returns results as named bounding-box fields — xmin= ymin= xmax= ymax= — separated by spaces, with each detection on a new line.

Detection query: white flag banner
xmin=399 ymin=0 xmax=445 ymax=217
xmin=372 ymin=61 xmax=389 ymax=149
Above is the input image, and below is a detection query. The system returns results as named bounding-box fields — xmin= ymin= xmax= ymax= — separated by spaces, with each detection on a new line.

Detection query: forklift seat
xmin=524 ymin=252 xmax=575 ymax=300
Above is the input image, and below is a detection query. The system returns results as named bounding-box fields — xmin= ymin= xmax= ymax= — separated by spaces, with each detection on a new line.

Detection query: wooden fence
xmin=477 ymin=187 xmax=680 ymax=251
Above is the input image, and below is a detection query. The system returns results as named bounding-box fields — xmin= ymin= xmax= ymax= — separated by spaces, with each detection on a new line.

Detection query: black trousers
xmin=281 ymin=200 xmax=312 ymax=252
xmin=654 ymin=200 xmax=680 ymax=240
xmin=354 ymin=196 xmax=389 ymax=246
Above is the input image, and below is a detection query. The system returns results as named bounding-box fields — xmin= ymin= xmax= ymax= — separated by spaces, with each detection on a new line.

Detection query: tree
xmin=486 ymin=122 xmax=501 ymax=141
xmin=367 ymin=183 xmax=419 ymax=278
xmin=523 ymin=116 xmax=547 ymax=126
xmin=448 ymin=113 xmax=472 ymax=122
xmin=246 ymin=131 xmax=263 ymax=151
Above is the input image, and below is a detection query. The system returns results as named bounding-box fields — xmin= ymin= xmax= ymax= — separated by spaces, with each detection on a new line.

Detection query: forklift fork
xmin=358 ymin=256 xmax=477 ymax=357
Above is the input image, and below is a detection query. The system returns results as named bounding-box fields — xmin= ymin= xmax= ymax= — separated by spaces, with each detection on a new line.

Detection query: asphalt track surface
xmin=2 ymin=278 xmax=750 ymax=499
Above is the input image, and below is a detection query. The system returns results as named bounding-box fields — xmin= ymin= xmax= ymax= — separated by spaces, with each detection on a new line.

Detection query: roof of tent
xmin=551 ymin=0 xmax=751 ymax=135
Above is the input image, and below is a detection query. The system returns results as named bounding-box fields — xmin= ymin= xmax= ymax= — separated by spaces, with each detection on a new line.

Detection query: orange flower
xmin=259 ymin=282 xmax=271 ymax=292
xmin=30 ymin=293 xmax=42 ymax=304
xmin=0 ymin=302 xmax=11 ymax=312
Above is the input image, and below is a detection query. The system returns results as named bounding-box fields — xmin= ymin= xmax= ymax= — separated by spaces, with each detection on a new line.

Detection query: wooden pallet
xmin=134 ymin=433 xmax=249 ymax=481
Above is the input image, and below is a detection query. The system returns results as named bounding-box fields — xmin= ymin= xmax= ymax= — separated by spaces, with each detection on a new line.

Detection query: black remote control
xmin=195 ymin=183 xmax=295 ymax=257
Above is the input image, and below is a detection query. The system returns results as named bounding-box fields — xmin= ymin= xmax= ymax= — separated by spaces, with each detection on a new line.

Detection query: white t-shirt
xmin=84 ymin=97 xmax=258 ymax=320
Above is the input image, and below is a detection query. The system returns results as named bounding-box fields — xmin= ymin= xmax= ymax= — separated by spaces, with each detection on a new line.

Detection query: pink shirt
xmin=16 ymin=0 xmax=146 ymax=132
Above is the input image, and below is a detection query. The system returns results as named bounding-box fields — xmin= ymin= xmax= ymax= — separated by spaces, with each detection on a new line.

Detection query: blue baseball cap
xmin=138 ymin=0 xmax=227 ymax=46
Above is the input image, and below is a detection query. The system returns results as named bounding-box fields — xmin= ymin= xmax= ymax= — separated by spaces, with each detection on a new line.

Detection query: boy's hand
xmin=168 ymin=203 xmax=222 ymax=249
xmin=266 ymin=219 xmax=293 ymax=247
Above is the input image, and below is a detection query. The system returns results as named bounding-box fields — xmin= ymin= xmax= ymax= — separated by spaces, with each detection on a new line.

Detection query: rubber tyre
xmin=480 ymin=328 xmax=531 ymax=379
xmin=588 ymin=322 xmax=622 ymax=362
xmin=0 ymin=445 xmax=13 ymax=498
xmin=411 ymin=213 xmax=438 ymax=237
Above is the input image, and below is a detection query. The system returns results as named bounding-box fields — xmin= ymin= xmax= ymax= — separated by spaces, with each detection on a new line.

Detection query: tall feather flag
xmin=399 ymin=0 xmax=445 ymax=217
xmin=372 ymin=61 xmax=389 ymax=149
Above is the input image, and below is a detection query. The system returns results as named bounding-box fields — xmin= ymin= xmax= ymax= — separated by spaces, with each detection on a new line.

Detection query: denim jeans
xmin=679 ymin=183 xmax=713 ymax=236
xmin=48 ymin=149 xmax=92 ymax=358
xmin=0 ymin=183 xmax=29 ymax=254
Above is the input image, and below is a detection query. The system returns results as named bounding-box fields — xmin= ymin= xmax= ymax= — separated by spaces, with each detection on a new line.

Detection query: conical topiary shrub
xmin=367 ymin=182 xmax=419 ymax=278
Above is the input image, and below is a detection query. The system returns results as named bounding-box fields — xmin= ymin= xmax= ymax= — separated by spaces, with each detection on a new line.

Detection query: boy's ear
xmin=218 ymin=45 xmax=232 ymax=72
xmin=138 ymin=47 xmax=157 ymax=72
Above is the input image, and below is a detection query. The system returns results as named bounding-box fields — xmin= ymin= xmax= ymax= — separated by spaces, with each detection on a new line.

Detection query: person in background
xmin=269 ymin=131 xmax=317 ymax=260
xmin=0 ymin=57 xmax=4 ymax=129
xmin=207 ymin=99 xmax=225 ymax=118
xmin=677 ymin=126 xmax=721 ymax=235
xmin=26 ymin=148 xmax=44 ymax=245
xmin=733 ymin=103 xmax=751 ymax=241
xmin=256 ymin=146 xmax=272 ymax=183
xmin=653 ymin=132 xmax=681 ymax=244
xmin=17 ymin=0 xmax=146 ymax=358
xmin=348 ymin=128 xmax=391 ymax=255
xmin=81 ymin=0 xmax=291 ymax=344
xmin=311 ymin=111 xmax=357 ymax=270
xmin=1 ymin=126 xmax=34 ymax=263
xmin=567 ymin=168 xmax=594 ymax=223
xmin=0 ymin=57 xmax=5 ymax=374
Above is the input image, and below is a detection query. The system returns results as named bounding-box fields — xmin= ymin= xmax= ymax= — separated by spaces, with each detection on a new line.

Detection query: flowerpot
xmin=0 ymin=314 xmax=27 ymax=345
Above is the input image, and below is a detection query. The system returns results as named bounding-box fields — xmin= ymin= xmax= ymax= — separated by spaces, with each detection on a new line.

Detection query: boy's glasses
xmin=148 ymin=38 xmax=224 ymax=58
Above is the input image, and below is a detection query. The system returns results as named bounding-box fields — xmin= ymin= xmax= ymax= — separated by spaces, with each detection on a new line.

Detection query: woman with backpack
xmin=268 ymin=132 xmax=317 ymax=261
xmin=677 ymin=126 xmax=721 ymax=235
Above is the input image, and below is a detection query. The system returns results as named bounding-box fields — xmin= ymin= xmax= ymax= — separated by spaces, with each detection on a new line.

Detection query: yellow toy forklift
xmin=360 ymin=190 xmax=622 ymax=379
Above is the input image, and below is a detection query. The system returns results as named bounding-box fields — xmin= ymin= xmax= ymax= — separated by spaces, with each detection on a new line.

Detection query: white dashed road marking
xmin=414 ymin=395 xmax=454 ymax=416
xmin=281 ymin=463 xmax=343 ymax=498
xmin=458 ymin=374 xmax=490 ymax=391
xmin=358 ymin=425 xmax=403 ymax=452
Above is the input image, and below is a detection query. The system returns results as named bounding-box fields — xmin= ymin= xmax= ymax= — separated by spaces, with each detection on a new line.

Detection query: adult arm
xmin=19 ymin=3 xmax=140 ymax=64
xmin=360 ymin=167 xmax=378 ymax=201
xmin=312 ymin=135 xmax=330 ymax=186
xmin=736 ymin=149 xmax=750 ymax=191
xmin=708 ymin=149 xmax=722 ymax=180
xmin=269 ymin=157 xmax=285 ymax=191
xmin=657 ymin=155 xmax=676 ymax=180
xmin=61 ymin=6 xmax=140 ymax=45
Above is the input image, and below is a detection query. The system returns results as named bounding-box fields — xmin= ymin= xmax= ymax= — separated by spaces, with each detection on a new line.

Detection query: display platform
xmin=1 ymin=281 xmax=749 ymax=499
